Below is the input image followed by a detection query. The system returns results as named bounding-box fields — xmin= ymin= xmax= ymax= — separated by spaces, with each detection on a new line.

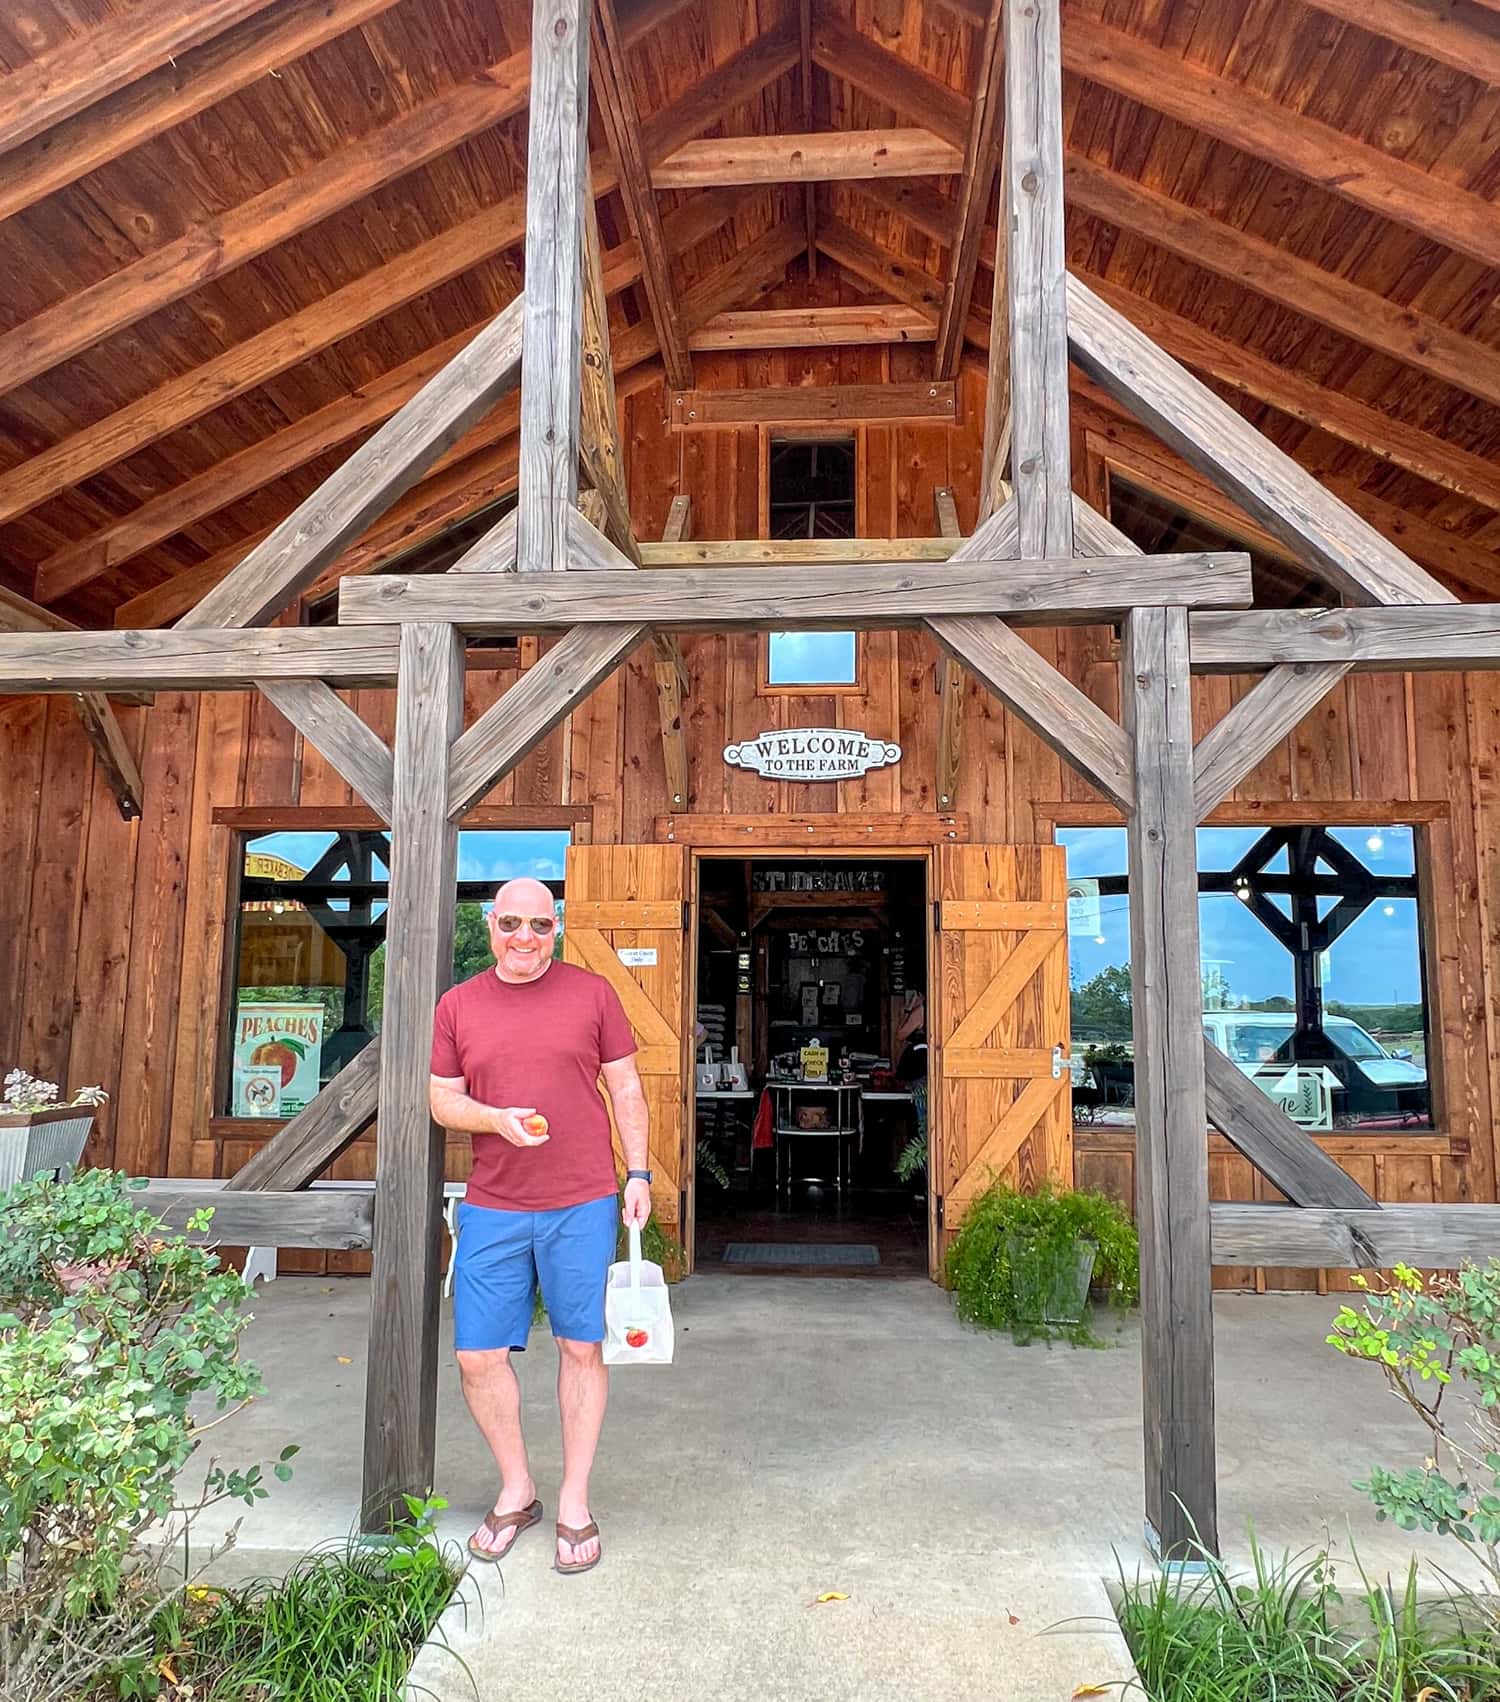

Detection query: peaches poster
xmin=232 ymin=1001 xmax=324 ymax=1116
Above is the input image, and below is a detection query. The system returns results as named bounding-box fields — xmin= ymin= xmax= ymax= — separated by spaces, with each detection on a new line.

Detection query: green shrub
xmin=944 ymin=1177 xmax=1138 ymax=1344
xmin=0 ymin=1169 xmax=280 ymax=1701
xmin=1329 ymin=1259 xmax=1500 ymax=1611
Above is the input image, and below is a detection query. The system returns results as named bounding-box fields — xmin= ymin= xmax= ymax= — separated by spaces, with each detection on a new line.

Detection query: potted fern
xmin=0 ymin=1070 xmax=107 ymax=1192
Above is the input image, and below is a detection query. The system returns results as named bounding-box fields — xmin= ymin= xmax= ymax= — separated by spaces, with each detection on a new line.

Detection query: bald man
xmin=430 ymin=876 xmax=651 ymax=1577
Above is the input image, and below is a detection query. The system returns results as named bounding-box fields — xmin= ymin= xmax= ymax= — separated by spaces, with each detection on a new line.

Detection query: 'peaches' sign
xmin=232 ymin=1001 xmax=324 ymax=1116
xmin=724 ymin=728 xmax=901 ymax=783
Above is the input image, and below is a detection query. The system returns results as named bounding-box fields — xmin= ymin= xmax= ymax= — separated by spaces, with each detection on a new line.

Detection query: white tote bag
xmin=602 ymin=1225 xmax=675 ymax=1365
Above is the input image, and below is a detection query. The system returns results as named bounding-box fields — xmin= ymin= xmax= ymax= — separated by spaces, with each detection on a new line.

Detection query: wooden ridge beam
xmin=1189 ymin=605 xmax=1500 ymax=673
xmin=1065 ymin=273 xmax=1455 ymax=608
xmin=132 ymin=1183 xmax=374 ymax=1250
xmin=341 ymin=551 xmax=1253 ymax=630
xmin=0 ymin=629 xmax=402 ymax=693
xmin=0 ymin=52 xmax=530 ymax=399
xmin=1063 ymin=15 xmax=1500 ymax=272
xmin=934 ymin=0 xmax=1003 ymax=380
xmin=1079 ymin=272 xmax=1500 ymax=516
xmin=0 ymin=0 xmax=404 ymax=224
xmin=670 ymin=381 xmax=954 ymax=427
xmin=448 ymin=621 xmax=647 ymax=819
xmin=591 ymin=0 xmax=691 ymax=390
xmin=652 ymin=128 xmax=962 ymax=187
xmin=179 ymin=295 xmax=524 ymax=628
xmin=225 ymin=1039 xmax=381 ymax=1192
xmin=688 ymin=305 xmax=936 ymax=349
xmin=1297 ymin=0 xmax=1500 ymax=87
xmin=258 ymin=681 xmax=396 ymax=822
xmin=1006 ymin=0 xmax=1071 ymax=556
xmin=1209 ymin=1204 xmax=1500 ymax=1268
xmin=0 ymin=0 xmax=278 ymax=156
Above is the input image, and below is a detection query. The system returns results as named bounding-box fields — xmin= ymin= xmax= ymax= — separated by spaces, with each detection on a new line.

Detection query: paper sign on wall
xmin=618 ymin=947 xmax=658 ymax=967
xmin=724 ymin=728 xmax=900 ymax=783
xmin=232 ymin=1000 xmax=324 ymax=1116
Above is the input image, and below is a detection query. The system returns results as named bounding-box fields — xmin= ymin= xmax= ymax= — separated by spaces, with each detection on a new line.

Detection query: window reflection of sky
xmin=767 ymin=631 xmax=857 ymax=685
xmin=249 ymin=829 xmax=569 ymax=885
xmin=1059 ymin=825 xmax=1422 ymax=1005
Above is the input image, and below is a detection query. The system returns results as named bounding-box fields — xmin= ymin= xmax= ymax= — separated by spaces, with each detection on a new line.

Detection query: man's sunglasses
xmin=490 ymin=912 xmax=557 ymax=935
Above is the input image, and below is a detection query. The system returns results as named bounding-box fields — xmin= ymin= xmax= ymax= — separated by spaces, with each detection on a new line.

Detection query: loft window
xmin=221 ymin=826 xmax=569 ymax=1116
xmin=1060 ymin=823 xmax=1433 ymax=1135
xmin=764 ymin=434 xmax=859 ymax=689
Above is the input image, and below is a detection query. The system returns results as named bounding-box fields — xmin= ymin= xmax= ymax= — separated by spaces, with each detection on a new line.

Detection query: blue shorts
xmin=452 ymin=1193 xmax=618 ymax=1351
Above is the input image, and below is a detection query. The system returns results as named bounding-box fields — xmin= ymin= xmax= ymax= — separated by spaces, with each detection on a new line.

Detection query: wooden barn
xmin=2 ymin=0 xmax=1500 ymax=1554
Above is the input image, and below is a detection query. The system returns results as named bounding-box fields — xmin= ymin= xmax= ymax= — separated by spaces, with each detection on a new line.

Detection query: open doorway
xmin=690 ymin=854 xmax=930 ymax=1276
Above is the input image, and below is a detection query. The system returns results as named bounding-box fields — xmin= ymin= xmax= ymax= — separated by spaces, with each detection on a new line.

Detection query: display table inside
xmin=769 ymin=1079 xmax=862 ymax=1194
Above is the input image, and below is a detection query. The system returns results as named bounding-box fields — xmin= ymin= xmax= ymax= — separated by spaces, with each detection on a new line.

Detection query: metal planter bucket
xmin=1005 ymin=1234 xmax=1098 ymax=1338
xmin=0 ymin=1107 xmax=95 ymax=1193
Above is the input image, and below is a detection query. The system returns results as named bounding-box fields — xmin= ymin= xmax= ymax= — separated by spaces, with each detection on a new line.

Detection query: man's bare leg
xmin=456 ymin=1347 xmax=537 ymax=1556
xmin=555 ymin=1337 xmax=607 ymax=1567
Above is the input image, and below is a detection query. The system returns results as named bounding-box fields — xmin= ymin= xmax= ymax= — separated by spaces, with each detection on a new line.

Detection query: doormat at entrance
xmin=722 ymin=1242 xmax=879 ymax=1267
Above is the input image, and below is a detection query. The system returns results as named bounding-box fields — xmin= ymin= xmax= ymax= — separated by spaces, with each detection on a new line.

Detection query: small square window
xmin=765 ymin=630 xmax=858 ymax=687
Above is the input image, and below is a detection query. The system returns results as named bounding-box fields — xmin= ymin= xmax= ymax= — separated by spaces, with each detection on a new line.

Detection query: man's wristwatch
xmin=626 ymin=1169 xmax=653 ymax=1183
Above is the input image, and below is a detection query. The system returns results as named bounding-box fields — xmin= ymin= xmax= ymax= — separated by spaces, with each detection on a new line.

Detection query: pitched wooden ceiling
xmin=0 ymin=0 xmax=1496 ymax=628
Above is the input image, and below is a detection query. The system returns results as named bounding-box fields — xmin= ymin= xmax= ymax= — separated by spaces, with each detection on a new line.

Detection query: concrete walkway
xmin=197 ymin=1275 xmax=1476 ymax=1701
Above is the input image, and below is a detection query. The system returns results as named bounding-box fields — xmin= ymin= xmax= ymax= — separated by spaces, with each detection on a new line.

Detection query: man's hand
xmin=622 ymin=1177 xmax=651 ymax=1228
xmin=491 ymin=1106 xmax=549 ymax=1147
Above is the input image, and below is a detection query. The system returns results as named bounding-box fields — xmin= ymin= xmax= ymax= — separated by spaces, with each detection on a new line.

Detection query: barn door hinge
xmin=1052 ymin=1044 xmax=1065 ymax=1079
xmin=682 ymin=901 xmax=691 ymax=931
xmin=935 ymin=1194 xmax=944 ymax=1229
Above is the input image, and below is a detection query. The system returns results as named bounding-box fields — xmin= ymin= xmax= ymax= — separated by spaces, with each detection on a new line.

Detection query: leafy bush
xmin=1329 ymin=1259 xmax=1500 ymax=1611
xmin=0 ymin=1169 xmax=276 ymax=1700
xmin=1116 ymin=1531 xmax=1500 ymax=1701
xmin=944 ymin=1178 xmax=1138 ymax=1344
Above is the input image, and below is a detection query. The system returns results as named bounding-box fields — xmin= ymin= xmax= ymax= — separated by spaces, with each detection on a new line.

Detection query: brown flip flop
xmin=554 ymin=1519 xmax=602 ymax=1576
xmin=467 ymin=1498 xmax=542 ymax=1564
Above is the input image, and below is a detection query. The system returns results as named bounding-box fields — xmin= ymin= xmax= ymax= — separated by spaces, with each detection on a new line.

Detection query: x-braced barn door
xmin=563 ymin=845 xmax=690 ymax=1263
xmin=932 ymin=845 xmax=1072 ymax=1278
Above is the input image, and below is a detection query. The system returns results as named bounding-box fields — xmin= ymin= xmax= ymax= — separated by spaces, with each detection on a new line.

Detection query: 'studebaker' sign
xmin=723 ymin=727 xmax=901 ymax=783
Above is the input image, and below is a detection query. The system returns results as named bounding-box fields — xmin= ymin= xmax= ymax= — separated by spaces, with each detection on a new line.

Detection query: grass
xmin=108 ymin=1501 xmax=470 ymax=1702
xmin=1114 ymin=1532 xmax=1500 ymax=1700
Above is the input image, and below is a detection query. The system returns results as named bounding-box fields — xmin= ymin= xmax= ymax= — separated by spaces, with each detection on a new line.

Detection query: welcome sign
xmin=723 ymin=727 xmax=901 ymax=783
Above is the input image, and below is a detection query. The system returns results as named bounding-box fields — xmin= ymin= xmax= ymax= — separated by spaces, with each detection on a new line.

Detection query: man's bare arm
xmin=429 ymin=1075 xmax=548 ymax=1146
xmin=600 ymin=1054 xmax=650 ymax=1173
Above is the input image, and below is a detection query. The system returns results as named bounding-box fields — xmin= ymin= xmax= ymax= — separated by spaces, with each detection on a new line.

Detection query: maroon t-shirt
xmin=430 ymin=961 xmax=637 ymax=1211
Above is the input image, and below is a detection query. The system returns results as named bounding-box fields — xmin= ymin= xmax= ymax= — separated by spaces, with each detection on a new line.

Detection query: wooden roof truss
xmin=4 ymin=0 xmax=1500 ymax=1561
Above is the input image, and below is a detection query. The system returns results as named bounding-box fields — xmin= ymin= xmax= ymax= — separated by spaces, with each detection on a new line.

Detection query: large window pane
xmin=1061 ymin=823 xmax=1432 ymax=1134
xmin=225 ymin=827 xmax=569 ymax=1116
xmin=766 ymin=630 xmax=858 ymax=687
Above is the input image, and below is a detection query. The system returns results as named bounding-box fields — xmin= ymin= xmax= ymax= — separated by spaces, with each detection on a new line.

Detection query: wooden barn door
xmin=932 ymin=845 xmax=1072 ymax=1276
xmin=562 ymin=844 xmax=690 ymax=1262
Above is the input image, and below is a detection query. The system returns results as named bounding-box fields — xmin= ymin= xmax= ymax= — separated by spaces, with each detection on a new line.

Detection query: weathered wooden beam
xmin=671 ymin=381 xmax=953 ymax=427
xmin=340 ymin=551 xmax=1252 ymax=631
xmin=0 ymin=629 xmax=401 ymax=693
xmin=1064 ymin=16 xmax=1500 ymax=272
xmin=0 ymin=0 xmax=403 ymax=223
xmin=73 ymin=693 xmax=143 ymax=820
xmin=1065 ymin=274 xmax=1455 ymax=608
xmin=363 ymin=625 xmax=463 ymax=1528
xmin=0 ymin=589 xmax=149 ymax=707
xmin=447 ymin=622 xmax=646 ymax=820
xmin=1202 ymin=1043 xmax=1379 ymax=1210
xmin=0 ymin=0 xmax=278 ymax=155
xmin=1210 ymin=1205 xmax=1500 ymax=1269
xmin=133 ymin=1183 xmax=374 ymax=1251
xmin=652 ymin=128 xmax=961 ymax=187
xmin=518 ymin=0 xmax=591 ymax=575
xmin=258 ymin=682 xmax=396 ymax=823
xmin=591 ymin=0 xmax=691 ymax=389
xmin=641 ymin=535 xmax=954 ymax=565
xmin=934 ymin=0 xmax=1003 ymax=381
xmin=1192 ymin=662 xmax=1352 ymax=820
xmin=655 ymin=510 xmax=690 ymax=812
xmin=1004 ymin=0 xmax=1072 ymax=557
xmin=225 ymin=1039 xmax=381 ymax=1193
xmin=927 ymin=614 xmax=1135 ymax=811
xmin=688 ymin=306 xmax=936 ymax=349
xmin=1123 ymin=604 xmax=1217 ymax=1563
xmin=0 ymin=53 xmax=530 ymax=399
xmin=177 ymin=298 xmax=524 ymax=628
xmin=1063 ymin=155 xmax=1500 ymax=416
xmin=1189 ymin=605 xmax=1500 ymax=673
xmin=661 ymin=495 xmax=692 ymax=542
xmin=978 ymin=176 xmax=1011 ymax=520
xmin=448 ymin=510 xmax=520 ymax=575
xmin=933 ymin=488 xmax=965 ymax=812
